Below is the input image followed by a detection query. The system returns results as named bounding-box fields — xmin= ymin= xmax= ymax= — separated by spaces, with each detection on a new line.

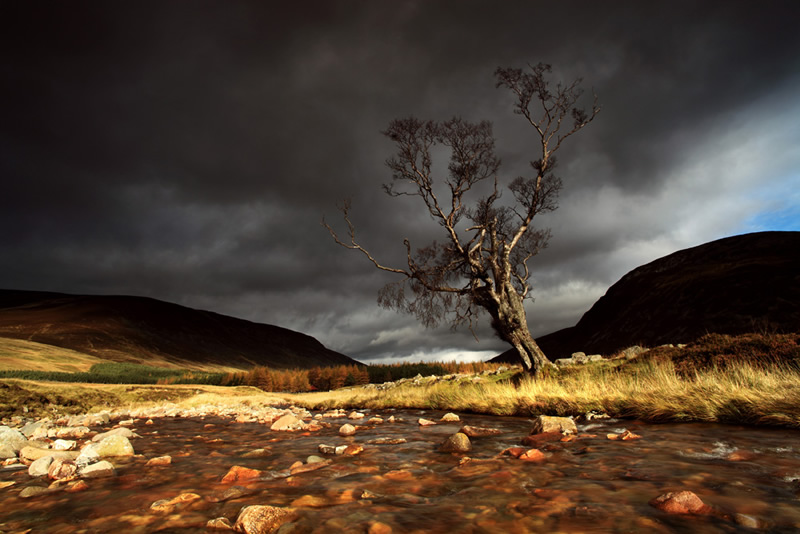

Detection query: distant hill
xmin=0 ymin=290 xmax=358 ymax=371
xmin=493 ymin=231 xmax=800 ymax=363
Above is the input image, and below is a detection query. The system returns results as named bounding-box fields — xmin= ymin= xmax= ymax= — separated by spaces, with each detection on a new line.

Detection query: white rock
xmin=28 ymin=456 xmax=54 ymax=477
xmin=0 ymin=427 xmax=27 ymax=453
xmin=53 ymin=439 xmax=76 ymax=451
xmin=79 ymin=460 xmax=116 ymax=478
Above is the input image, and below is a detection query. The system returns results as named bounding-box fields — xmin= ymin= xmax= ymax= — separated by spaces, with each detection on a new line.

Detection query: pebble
xmin=418 ymin=418 xmax=436 ymax=426
xmin=339 ymin=424 xmax=356 ymax=436
xmin=145 ymin=455 xmax=172 ymax=467
xmin=440 ymin=413 xmax=460 ymax=422
xmin=607 ymin=430 xmax=642 ymax=441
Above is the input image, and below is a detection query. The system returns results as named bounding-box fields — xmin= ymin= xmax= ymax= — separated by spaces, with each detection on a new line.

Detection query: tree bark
xmin=484 ymin=285 xmax=552 ymax=376
xmin=506 ymin=326 xmax=550 ymax=377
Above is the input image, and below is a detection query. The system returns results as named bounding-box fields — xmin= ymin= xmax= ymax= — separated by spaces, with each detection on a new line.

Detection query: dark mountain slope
xmin=493 ymin=231 xmax=800 ymax=362
xmin=0 ymin=290 xmax=358 ymax=370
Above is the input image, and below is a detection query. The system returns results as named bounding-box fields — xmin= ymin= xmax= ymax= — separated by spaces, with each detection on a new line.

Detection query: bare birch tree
xmin=324 ymin=63 xmax=599 ymax=376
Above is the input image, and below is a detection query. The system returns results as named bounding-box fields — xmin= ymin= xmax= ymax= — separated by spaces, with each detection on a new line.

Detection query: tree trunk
xmin=507 ymin=326 xmax=551 ymax=377
xmin=488 ymin=285 xmax=552 ymax=377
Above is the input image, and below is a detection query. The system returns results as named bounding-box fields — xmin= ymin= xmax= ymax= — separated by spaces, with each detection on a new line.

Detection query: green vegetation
xmin=0 ymin=362 xmax=224 ymax=385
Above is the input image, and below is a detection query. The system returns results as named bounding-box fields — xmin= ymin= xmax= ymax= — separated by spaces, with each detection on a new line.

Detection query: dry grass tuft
xmin=287 ymin=357 xmax=800 ymax=427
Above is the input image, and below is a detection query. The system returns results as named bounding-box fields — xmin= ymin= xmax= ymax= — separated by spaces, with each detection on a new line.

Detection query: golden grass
xmin=5 ymin=357 xmax=800 ymax=428
xmin=0 ymin=338 xmax=109 ymax=372
xmin=0 ymin=379 xmax=288 ymax=419
xmin=285 ymin=359 xmax=800 ymax=427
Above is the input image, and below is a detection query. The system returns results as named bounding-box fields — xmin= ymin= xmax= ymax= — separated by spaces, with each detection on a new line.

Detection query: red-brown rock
xmin=460 ymin=425 xmax=502 ymax=438
xmin=342 ymin=444 xmax=364 ymax=456
xmin=649 ymin=491 xmax=710 ymax=515
xmin=221 ymin=465 xmax=263 ymax=484
xmin=518 ymin=449 xmax=546 ymax=461
xmin=47 ymin=458 xmax=78 ymax=480
xmin=146 ymin=455 xmax=172 ymax=467
xmin=500 ymin=447 xmax=526 ymax=458
xmin=289 ymin=459 xmax=332 ymax=475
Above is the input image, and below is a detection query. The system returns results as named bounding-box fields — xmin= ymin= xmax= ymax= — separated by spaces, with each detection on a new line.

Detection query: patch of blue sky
xmin=740 ymin=173 xmax=800 ymax=232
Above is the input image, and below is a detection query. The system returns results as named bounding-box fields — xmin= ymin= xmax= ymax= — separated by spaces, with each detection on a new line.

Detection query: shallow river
xmin=3 ymin=409 xmax=800 ymax=533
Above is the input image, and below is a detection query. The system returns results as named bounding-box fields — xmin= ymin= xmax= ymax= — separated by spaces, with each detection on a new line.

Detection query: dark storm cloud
xmin=2 ymin=1 xmax=799 ymax=362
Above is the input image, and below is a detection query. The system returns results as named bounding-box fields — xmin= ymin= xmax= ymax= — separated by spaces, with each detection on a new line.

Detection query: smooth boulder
xmin=440 ymin=432 xmax=472 ymax=453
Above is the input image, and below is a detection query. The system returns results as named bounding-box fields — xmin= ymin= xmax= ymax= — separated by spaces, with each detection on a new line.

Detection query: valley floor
xmin=3 ymin=354 xmax=800 ymax=428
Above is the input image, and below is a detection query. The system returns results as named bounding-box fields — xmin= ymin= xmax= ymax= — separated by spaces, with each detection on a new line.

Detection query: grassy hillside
xmin=0 ymin=289 xmax=359 ymax=370
xmin=0 ymin=337 xmax=108 ymax=372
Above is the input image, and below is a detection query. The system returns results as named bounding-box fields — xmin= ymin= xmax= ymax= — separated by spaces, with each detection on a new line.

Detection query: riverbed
xmin=2 ymin=409 xmax=800 ymax=532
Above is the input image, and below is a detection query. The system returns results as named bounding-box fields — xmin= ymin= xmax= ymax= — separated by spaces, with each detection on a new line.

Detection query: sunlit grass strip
xmin=286 ymin=360 xmax=800 ymax=427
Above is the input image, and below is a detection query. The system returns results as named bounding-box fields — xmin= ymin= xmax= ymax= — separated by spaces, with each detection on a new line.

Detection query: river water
xmin=2 ymin=409 xmax=800 ymax=533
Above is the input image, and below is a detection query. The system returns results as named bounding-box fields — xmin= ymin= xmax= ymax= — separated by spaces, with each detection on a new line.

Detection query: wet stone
xmin=207 ymin=485 xmax=257 ymax=503
xmin=146 ymin=455 xmax=172 ymax=467
xmin=79 ymin=460 xmax=116 ymax=478
xmin=339 ymin=424 xmax=356 ymax=436
xmin=0 ymin=427 xmax=28 ymax=453
xmin=207 ymin=517 xmax=234 ymax=529
xmin=241 ymin=448 xmax=272 ymax=458
xmin=28 ymin=456 xmax=53 ymax=477
xmin=91 ymin=434 xmax=135 ymax=457
xmin=649 ymin=491 xmax=710 ymax=515
xmin=529 ymin=415 xmax=577 ymax=435
xmin=47 ymin=458 xmax=77 ymax=480
xmin=440 ymin=433 xmax=472 ymax=453
xmin=65 ymin=479 xmax=89 ymax=492
xmin=418 ymin=418 xmax=436 ymax=426
xmin=440 ymin=413 xmax=461 ymax=422
xmin=270 ymin=414 xmax=306 ymax=432
xmin=19 ymin=485 xmax=52 ymax=499
xmin=461 ymin=425 xmax=502 ymax=438
xmin=222 ymin=465 xmax=263 ymax=483
xmin=234 ymin=505 xmax=296 ymax=534
xmin=368 ymin=521 xmax=393 ymax=534
xmin=607 ymin=429 xmax=641 ymax=441
xmin=53 ymin=439 xmax=76 ymax=451
xmin=0 ymin=444 xmax=15 ymax=459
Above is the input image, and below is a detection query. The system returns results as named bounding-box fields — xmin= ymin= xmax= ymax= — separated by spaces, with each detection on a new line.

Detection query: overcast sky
xmin=2 ymin=1 xmax=799 ymax=364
